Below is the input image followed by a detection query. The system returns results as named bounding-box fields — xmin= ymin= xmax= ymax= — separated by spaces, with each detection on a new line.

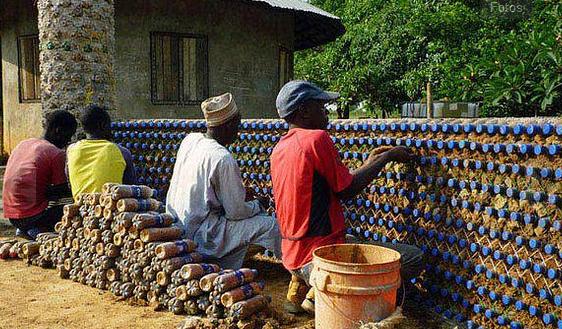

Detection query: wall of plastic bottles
xmin=113 ymin=118 xmax=562 ymax=329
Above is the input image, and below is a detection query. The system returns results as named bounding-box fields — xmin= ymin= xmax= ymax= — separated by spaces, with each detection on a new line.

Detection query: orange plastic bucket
xmin=311 ymin=244 xmax=401 ymax=329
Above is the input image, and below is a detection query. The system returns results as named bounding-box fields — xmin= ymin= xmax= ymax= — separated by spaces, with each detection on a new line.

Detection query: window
xmin=150 ymin=32 xmax=208 ymax=105
xmin=17 ymin=35 xmax=41 ymax=103
xmin=279 ymin=47 xmax=293 ymax=89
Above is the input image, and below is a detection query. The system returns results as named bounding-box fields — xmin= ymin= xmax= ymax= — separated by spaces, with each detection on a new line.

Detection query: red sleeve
xmin=50 ymin=150 xmax=67 ymax=185
xmin=310 ymin=131 xmax=353 ymax=193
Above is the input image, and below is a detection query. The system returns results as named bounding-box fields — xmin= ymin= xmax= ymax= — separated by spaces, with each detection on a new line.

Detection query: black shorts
xmin=9 ymin=205 xmax=63 ymax=239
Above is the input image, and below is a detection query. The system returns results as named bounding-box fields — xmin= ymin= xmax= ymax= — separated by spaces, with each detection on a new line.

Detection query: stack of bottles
xmin=113 ymin=119 xmax=561 ymax=329
xmin=0 ymin=183 xmax=270 ymax=328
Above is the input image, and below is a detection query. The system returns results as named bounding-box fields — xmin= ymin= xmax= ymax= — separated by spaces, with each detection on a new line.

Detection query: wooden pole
xmin=426 ymin=81 xmax=433 ymax=119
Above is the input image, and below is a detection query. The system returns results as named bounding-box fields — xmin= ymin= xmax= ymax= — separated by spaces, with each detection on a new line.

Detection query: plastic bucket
xmin=311 ymin=244 xmax=401 ymax=329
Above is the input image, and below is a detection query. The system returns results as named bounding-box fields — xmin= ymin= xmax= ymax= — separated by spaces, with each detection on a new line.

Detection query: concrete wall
xmin=1 ymin=0 xmax=43 ymax=153
xmin=114 ymin=0 xmax=295 ymax=120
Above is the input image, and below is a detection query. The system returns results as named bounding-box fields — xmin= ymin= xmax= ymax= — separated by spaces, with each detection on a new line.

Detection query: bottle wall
xmin=113 ymin=118 xmax=562 ymax=329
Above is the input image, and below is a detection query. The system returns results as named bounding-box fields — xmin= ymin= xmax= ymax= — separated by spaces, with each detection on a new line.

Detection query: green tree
xmin=296 ymin=0 xmax=562 ymax=117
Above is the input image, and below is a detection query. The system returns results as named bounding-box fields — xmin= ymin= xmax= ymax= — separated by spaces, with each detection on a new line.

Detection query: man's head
xmin=80 ymin=105 xmax=112 ymax=140
xmin=276 ymin=80 xmax=339 ymax=130
xmin=43 ymin=110 xmax=78 ymax=149
xmin=201 ymin=93 xmax=241 ymax=146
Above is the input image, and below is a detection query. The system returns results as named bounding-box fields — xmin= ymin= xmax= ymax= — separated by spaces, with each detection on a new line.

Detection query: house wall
xmin=114 ymin=0 xmax=295 ymax=120
xmin=1 ymin=0 xmax=43 ymax=154
xmin=0 ymin=0 xmax=295 ymax=153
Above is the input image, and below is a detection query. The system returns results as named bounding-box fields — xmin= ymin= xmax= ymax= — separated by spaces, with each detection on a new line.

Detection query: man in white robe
xmin=166 ymin=93 xmax=281 ymax=269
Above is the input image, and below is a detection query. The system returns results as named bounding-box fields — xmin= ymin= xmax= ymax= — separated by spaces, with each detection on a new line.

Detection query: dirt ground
xmin=0 ymin=220 xmax=313 ymax=329
xmin=0 ymin=219 xmax=451 ymax=329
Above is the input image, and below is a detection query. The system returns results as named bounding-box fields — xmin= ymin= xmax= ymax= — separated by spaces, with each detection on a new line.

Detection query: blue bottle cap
xmin=473 ymin=304 xmax=482 ymax=313
xmin=526 ymin=166 xmax=536 ymax=177
xmin=494 ymin=250 xmax=503 ymax=260
xmin=506 ymin=188 xmax=518 ymax=198
xmin=556 ymin=168 xmax=562 ymax=179
xmin=514 ymin=300 xmax=526 ymax=310
xmin=498 ymin=316 xmax=508 ymax=325
xmin=512 ymin=277 xmax=522 ymax=288
xmin=543 ymin=314 xmax=556 ymax=325
xmin=502 ymin=231 xmax=512 ymax=241
xmin=484 ymin=308 xmax=495 ymax=319
xmin=538 ymin=217 xmax=550 ymax=228
xmin=513 ymin=124 xmax=524 ymax=135
xmin=506 ymin=143 xmax=516 ymax=153
xmin=482 ymin=143 xmax=491 ymax=153
xmin=534 ymin=145 xmax=544 ymax=155
xmin=555 ymin=295 xmax=562 ymax=306
xmin=542 ymin=123 xmax=553 ymax=135
xmin=526 ymin=283 xmax=535 ymax=294
xmin=529 ymin=238 xmax=541 ymax=249
xmin=533 ymin=191 xmax=545 ymax=202
xmin=532 ymin=263 xmax=544 ymax=273
xmin=529 ymin=305 xmax=540 ymax=316
xmin=547 ymin=268 xmax=558 ymax=280
xmin=520 ymin=259 xmax=531 ymax=270
xmin=475 ymin=264 xmax=486 ymax=274
xmin=545 ymin=244 xmax=557 ymax=254
xmin=540 ymin=289 xmax=551 ymax=300
xmin=499 ymin=273 xmax=509 ymax=284
xmin=502 ymin=295 xmax=512 ymax=305
xmin=519 ymin=143 xmax=531 ymax=154
xmin=487 ymin=124 xmax=498 ymax=134
xmin=499 ymin=124 xmax=510 ymax=135
xmin=527 ymin=124 xmax=540 ymax=135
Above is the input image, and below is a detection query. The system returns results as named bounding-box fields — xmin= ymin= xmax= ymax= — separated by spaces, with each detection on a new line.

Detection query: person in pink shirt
xmin=3 ymin=110 xmax=77 ymax=239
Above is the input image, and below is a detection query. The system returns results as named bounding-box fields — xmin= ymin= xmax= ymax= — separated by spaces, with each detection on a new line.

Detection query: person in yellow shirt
xmin=67 ymin=105 xmax=136 ymax=199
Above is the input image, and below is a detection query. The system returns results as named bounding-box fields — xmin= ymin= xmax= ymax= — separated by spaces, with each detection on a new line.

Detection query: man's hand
xmin=385 ymin=146 xmax=414 ymax=163
xmin=256 ymin=195 xmax=270 ymax=210
xmin=366 ymin=146 xmax=393 ymax=164
xmin=245 ymin=187 xmax=256 ymax=202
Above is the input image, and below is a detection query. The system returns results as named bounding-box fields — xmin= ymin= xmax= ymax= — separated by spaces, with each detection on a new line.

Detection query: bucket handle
xmin=312 ymin=270 xmax=401 ymax=296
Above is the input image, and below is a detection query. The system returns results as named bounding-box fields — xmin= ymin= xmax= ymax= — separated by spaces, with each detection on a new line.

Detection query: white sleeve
xmin=212 ymin=155 xmax=260 ymax=221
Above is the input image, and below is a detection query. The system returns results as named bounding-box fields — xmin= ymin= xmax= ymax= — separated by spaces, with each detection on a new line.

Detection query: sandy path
xmin=0 ymin=259 xmax=182 ymax=329
xmin=0 ymin=220 xmax=309 ymax=329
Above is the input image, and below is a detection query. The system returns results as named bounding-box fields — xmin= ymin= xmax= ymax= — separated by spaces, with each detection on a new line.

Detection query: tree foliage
xmin=295 ymin=0 xmax=562 ymax=117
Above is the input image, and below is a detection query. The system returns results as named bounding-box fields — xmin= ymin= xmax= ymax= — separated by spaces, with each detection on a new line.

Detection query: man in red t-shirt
xmin=3 ymin=110 xmax=77 ymax=239
xmin=271 ymin=81 xmax=423 ymax=314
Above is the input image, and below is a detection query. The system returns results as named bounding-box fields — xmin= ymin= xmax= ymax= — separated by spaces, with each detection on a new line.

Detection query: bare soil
xmin=0 ymin=219 xmax=448 ymax=329
xmin=0 ymin=219 xmax=312 ymax=329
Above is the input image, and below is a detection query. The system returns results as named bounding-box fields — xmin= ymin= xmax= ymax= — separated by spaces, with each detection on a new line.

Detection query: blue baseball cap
xmin=276 ymin=80 xmax=339 ymax=118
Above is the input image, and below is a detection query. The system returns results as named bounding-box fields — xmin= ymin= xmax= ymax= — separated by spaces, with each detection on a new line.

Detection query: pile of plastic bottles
xmin=113 ymin=118 xmax=562 ymax=329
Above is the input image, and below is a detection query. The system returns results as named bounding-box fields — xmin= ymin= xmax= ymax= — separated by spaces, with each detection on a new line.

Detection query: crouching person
xmin=3 ymin=110 xmax=77 ymax=239
xmin=271 ymin=81 xmax=424 ymax=315
xmin=166 ymin=93 xmax=281 ymax=270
